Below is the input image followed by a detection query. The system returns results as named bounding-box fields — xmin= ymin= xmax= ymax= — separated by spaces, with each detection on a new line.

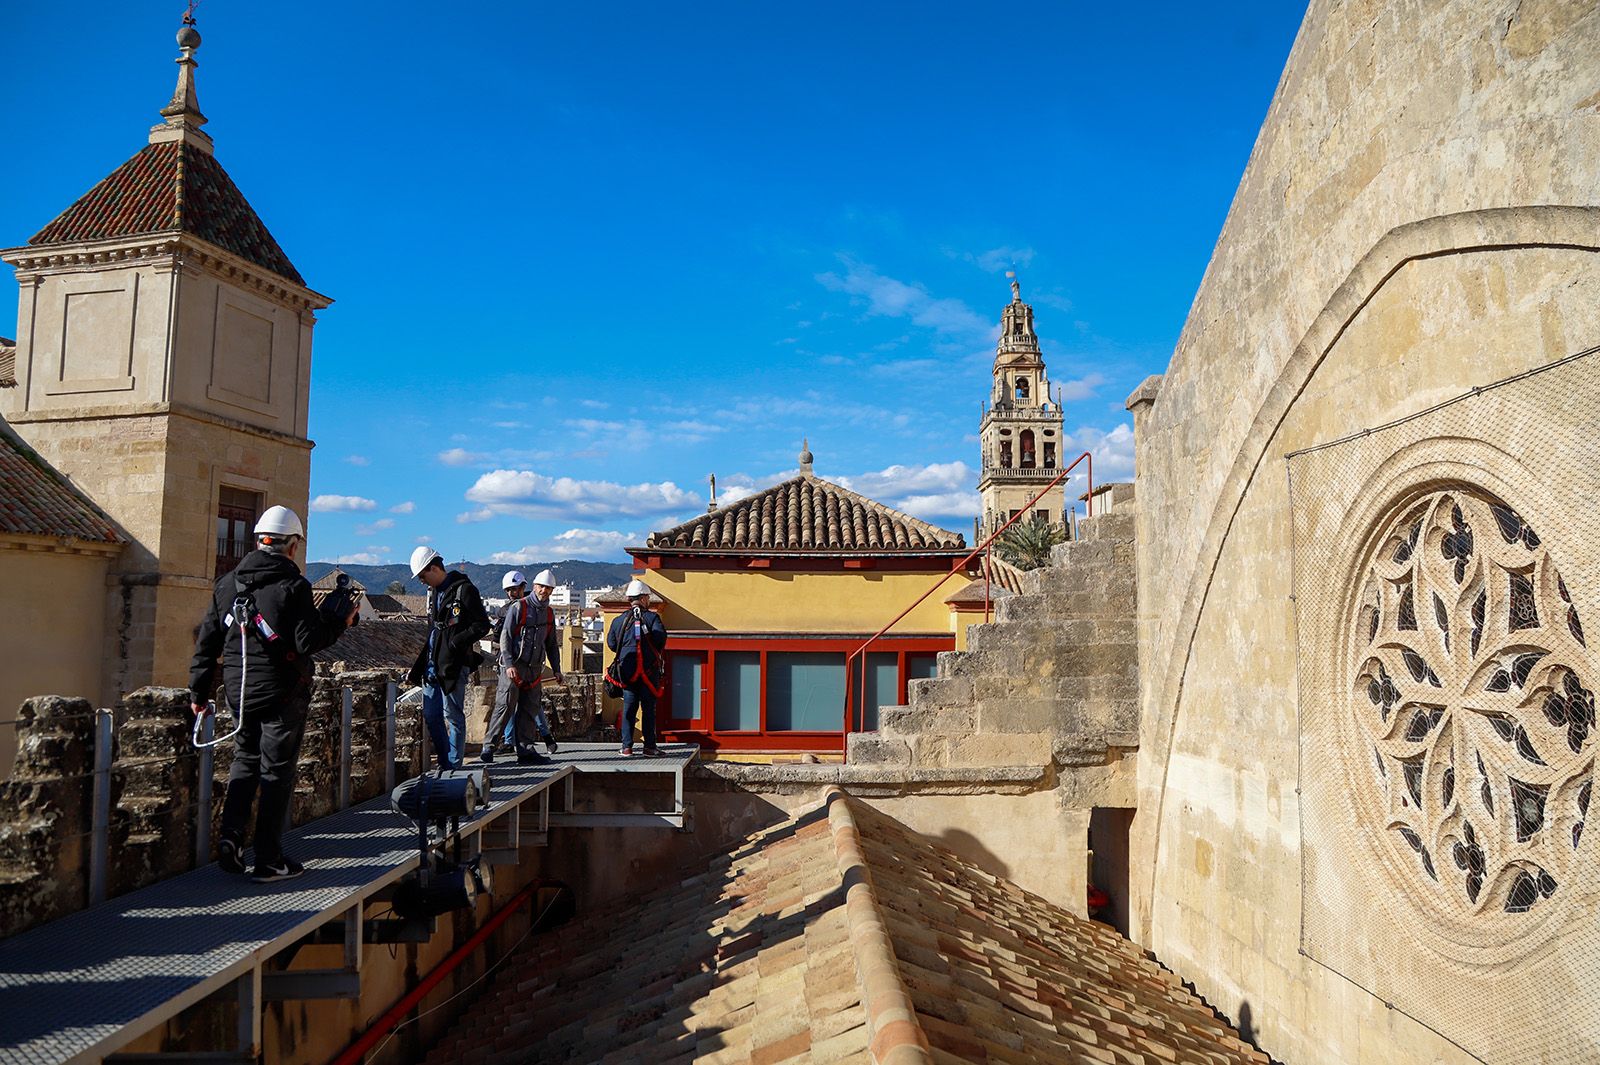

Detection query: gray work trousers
xmin=486 ymin=673 xmax=551 ymax=757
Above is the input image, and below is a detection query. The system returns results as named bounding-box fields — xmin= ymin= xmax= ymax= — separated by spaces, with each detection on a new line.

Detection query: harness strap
xmin=607 ymin=611 xmax=663 ymax=698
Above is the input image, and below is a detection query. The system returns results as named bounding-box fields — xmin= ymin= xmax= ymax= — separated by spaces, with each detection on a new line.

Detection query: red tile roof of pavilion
xmin=642 ymin=475 xmax=967 ymax=557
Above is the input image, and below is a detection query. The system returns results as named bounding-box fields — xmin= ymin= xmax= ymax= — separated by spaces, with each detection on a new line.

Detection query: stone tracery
xmin=1352 ymin=489 xmax=1595 ymax=917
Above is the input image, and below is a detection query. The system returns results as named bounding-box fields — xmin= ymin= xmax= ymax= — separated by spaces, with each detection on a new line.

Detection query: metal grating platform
xmin=0 ymin=742 xmax=697 ymax=1065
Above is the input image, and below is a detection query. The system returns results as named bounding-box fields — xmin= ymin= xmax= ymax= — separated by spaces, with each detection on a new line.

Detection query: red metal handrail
xmin=841 ymin=450 xmax=1092 ymax=751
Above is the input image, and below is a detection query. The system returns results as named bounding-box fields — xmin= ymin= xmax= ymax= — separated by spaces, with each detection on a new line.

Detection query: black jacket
xmin=605 ymin=607 xmax=667 ymax=688
xmin=189 ymin=550 xmax=349 ymax=712
xmin=409 ymin=571 xmax=491 ymax=687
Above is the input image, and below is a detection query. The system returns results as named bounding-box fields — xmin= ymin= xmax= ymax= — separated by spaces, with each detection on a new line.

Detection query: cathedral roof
xmin=0 ymin=422 xmax=124 ymax=545
xmin=424 ymin=789 xmax=1269 ymax=1065
xmin=643 ymin=473 xmax=966 ymax=555
xmin=27 ymin=140 xmax=306 ymax=285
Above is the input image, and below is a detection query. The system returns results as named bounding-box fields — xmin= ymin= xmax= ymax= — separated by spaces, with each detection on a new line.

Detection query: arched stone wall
xmin=1128 ymin=2 xmax=1600 ymax=1062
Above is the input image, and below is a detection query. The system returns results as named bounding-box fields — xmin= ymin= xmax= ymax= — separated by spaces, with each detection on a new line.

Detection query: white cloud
xmin=344 ymin=455 xmax=371 ymax=467
xmin=835 ymin=461 xmax=979 ymax=526
xmin=438 ymin=447 xmax=487 ymax=467
xmin=457 ymin=507 xmax=496 ymax=524
xmin=1065 ymin=422 xmax=1136 ymax=483
xmin=310 ymin=494 xmax=378 ymax=513
xmin=817 ymin=258 xmax=993 ymax=342
xmin=488 ymin=529 xmax=638 ymax=564
xmin=390 ymin=501 xmax=416 ymax=514
xmin=968 ymin=246 xmax=1035 ymax=273
xmin=355 ymin=518 xmax=396 ymax=535
xmin=415 ymin=535 xmax=433 ymax=544
xmin=331 ymin=551 xmax=388 ymax=565
xmin=1055 ymin=373 xmax=1105 ymax=402
xmin=464 ymin=470 xmax=698 ymax=522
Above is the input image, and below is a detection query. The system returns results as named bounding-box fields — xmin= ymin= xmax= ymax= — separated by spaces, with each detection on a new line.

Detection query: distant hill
xmin=305 ymin=559 xmax=634 ymax=597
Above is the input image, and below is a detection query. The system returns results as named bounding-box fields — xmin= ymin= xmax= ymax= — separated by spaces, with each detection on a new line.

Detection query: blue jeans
xmin=422 ymin=672 xmax=468 ymax=769
xmin=621 ymin=686 xmax=657 ymax=750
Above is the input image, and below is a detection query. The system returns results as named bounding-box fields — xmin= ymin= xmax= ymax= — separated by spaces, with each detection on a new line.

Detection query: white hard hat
xmin=254 ymin=505 xmax=304 ymax=538
xmin=624 ymin=578 xmax=650 ymax=598
xmin=502 ymin=569 xmax=528 ymax=590
xmin=532 ymin=569 xmax=557 ymax=588
xmin=409 ymin=545 xmax=443 ymax=577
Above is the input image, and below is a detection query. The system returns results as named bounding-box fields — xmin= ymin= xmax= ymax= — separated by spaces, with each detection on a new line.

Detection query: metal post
xmin=195 ymin=713 xmax=214 ymax=866
xmin=339 ymin=686 xmax=353 ymax=810
xmin=236 ymin=965 xmax=262 ymax=1058
xmin=89 ymin=708 xmax=113 ymax=905
xmin=384 ymin=681 xmax=398 ymax=792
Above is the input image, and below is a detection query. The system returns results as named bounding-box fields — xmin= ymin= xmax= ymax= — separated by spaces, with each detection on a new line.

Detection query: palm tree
xmin=994 ymin=518 xmax=1065 ymax=571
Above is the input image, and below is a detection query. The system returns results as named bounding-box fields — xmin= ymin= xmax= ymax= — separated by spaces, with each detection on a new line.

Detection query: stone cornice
xmin=6 ymin=400 xmax=314 ymax=450
xmin=0 ymin=532 xmax=125 ymax=558
xmin=1 ymin=232 xmax=332 ymax=313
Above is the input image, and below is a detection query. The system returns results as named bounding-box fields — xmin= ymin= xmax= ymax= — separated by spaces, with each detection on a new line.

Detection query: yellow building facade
xmin=600 ymin=449 xmax=982 ymax=753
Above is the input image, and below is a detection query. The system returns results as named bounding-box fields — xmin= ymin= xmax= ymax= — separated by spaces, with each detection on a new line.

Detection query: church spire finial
xmin=1007 ymin=270 xmax=1021 ymax=303
xmin=798 ymin=438 xmax=815 ymax=476
xmin=152 ymin=5 xmax=211 ymax=149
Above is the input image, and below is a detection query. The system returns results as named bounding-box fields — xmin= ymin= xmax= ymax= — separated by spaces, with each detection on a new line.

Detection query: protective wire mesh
xmin=1288 ymin=349 xmax=1600 ymax=1065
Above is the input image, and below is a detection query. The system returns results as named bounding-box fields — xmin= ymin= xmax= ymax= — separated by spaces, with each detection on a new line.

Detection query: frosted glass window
xmin=767 ymin=652 xmax=845 ymax=731
xmin=714 ymin=652 xmax=760 ymax=731
xmin=860 ymin=653 xmax=899 ymax=732
xmin=668 ymin=654 xmax=703 ymax=722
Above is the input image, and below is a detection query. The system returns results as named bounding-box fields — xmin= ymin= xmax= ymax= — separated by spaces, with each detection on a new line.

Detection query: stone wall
xmin=847 ymin=503 xmax=1138 ymax=777
xmin=1127 ymin=2 xmax=1600 ymax=1063
xmin=0 ymin=671 xmax=423 ymax=938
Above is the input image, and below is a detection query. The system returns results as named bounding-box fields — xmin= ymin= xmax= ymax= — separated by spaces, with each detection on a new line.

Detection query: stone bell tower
xmin=977 ymin=275 xmax=1066 ymax=539
xmin=0 ymin=14 xmax=332 ymax=698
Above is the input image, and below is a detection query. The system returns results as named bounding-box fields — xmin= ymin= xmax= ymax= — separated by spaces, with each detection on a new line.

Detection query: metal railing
xmin=81 ymin=681 xmax=402 ymax=904
xmin=841 ymin=451 xmax=1092 ymax=752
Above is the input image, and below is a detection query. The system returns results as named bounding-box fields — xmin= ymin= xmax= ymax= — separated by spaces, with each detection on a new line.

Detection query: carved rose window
xmin=1353 ymin=490 xmax=1594 ymax=916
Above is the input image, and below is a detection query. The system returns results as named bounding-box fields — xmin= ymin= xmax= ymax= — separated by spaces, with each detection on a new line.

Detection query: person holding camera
xmin=605 ymin=578 xmax=667 ymax=757
xmin=482 ymin=569 xmax=562 ymax=763
xmin=407 ymin=546 xmax=491 ymax=771
xmin=188 ymin=506 xmax=357 ymax=883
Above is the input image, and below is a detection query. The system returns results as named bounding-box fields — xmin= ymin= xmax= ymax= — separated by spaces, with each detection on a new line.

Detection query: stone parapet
xmin=859 ymin=491 xmax=1139 ymax=777
xmin=0 ymin=671 xmax=427 ymax=940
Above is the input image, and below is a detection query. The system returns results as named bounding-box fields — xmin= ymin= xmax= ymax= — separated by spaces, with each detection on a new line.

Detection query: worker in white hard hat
xmin=481 ymin=569 xmax=563 ymax=764
xmin=188 ymin=505 xmax=357 ymax=883
xmin=604 ymin=578 xmax=668 ymax=757
xmin=405 ymin=545 xmax=490 ymax=769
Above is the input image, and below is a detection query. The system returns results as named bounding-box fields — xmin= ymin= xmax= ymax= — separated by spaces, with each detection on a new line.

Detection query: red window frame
xmin=659 ymin=635 xmax=952 ymax=752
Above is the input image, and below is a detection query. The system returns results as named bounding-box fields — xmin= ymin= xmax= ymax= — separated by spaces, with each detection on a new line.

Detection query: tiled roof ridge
xmin=644 ymin=474 xmax=967 ymax=554
xmin=824 ymin=787 xmax=934 ymax=1065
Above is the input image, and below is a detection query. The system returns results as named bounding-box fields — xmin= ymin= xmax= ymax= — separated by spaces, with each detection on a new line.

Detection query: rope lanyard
xmin=192 ymin=591 xmax=275 ymax=748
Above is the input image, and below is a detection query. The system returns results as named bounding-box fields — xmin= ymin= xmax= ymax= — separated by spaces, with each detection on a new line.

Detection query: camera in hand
xmin=322 ymin=572 xmax=361 ymax=627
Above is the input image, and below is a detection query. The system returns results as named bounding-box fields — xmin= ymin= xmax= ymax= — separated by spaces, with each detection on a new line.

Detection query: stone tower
xmin=976 ymin=276 xmax=1065 ymax=539
xmin=0 ymin=16 xmax=332 ymax=699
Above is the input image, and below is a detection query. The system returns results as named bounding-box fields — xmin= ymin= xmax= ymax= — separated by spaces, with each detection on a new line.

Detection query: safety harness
xmin=192 ymin=578 xmax=287 ymax=748
xmin=605 ymin=609 xmax=663 ymax=699
xmin=507 ymin=597 xmax=550 ymax=691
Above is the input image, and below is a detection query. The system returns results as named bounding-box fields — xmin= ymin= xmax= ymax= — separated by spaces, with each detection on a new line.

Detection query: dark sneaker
xmin=516 ymin=749 xmax=547 ymax=765
xmin=479 ymin=745 xmax=496 ymax=764
xmin=642 ymin=746 xmax=662 ymax=758
xmin=543 ymin=736 xmax=559 ymax=755
xmin=251 ymin=856 xmax=305 ymax=883
xmin=217 ymin=834 xmax=245 ymax=876
xmin=619 ymin=747 xmax=633 ymax=758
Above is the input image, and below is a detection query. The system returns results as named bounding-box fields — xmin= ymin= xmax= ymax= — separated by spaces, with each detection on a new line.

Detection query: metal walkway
xmin=0 ymin=742 xmax=697 ymax=1065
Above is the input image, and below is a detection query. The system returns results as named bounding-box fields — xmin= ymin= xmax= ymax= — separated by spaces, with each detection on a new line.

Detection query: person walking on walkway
xmin=188 ymin=506 xmax=357 ymax=883
xmin=407 ymin=547 xmax=490 ymax=770
xmin=605 ymin=578 xmax=667 ymax=757
xmin=482 ymin=569 xmax=562 ymax=763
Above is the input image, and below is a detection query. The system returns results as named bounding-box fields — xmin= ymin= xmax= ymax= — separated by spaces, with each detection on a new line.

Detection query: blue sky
xmin=1 ymin=3 xmax=1306 ymax=565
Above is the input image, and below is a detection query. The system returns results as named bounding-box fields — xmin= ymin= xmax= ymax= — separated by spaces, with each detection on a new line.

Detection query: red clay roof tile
xmin=29 ymin=141 xmax=305 ymax=285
